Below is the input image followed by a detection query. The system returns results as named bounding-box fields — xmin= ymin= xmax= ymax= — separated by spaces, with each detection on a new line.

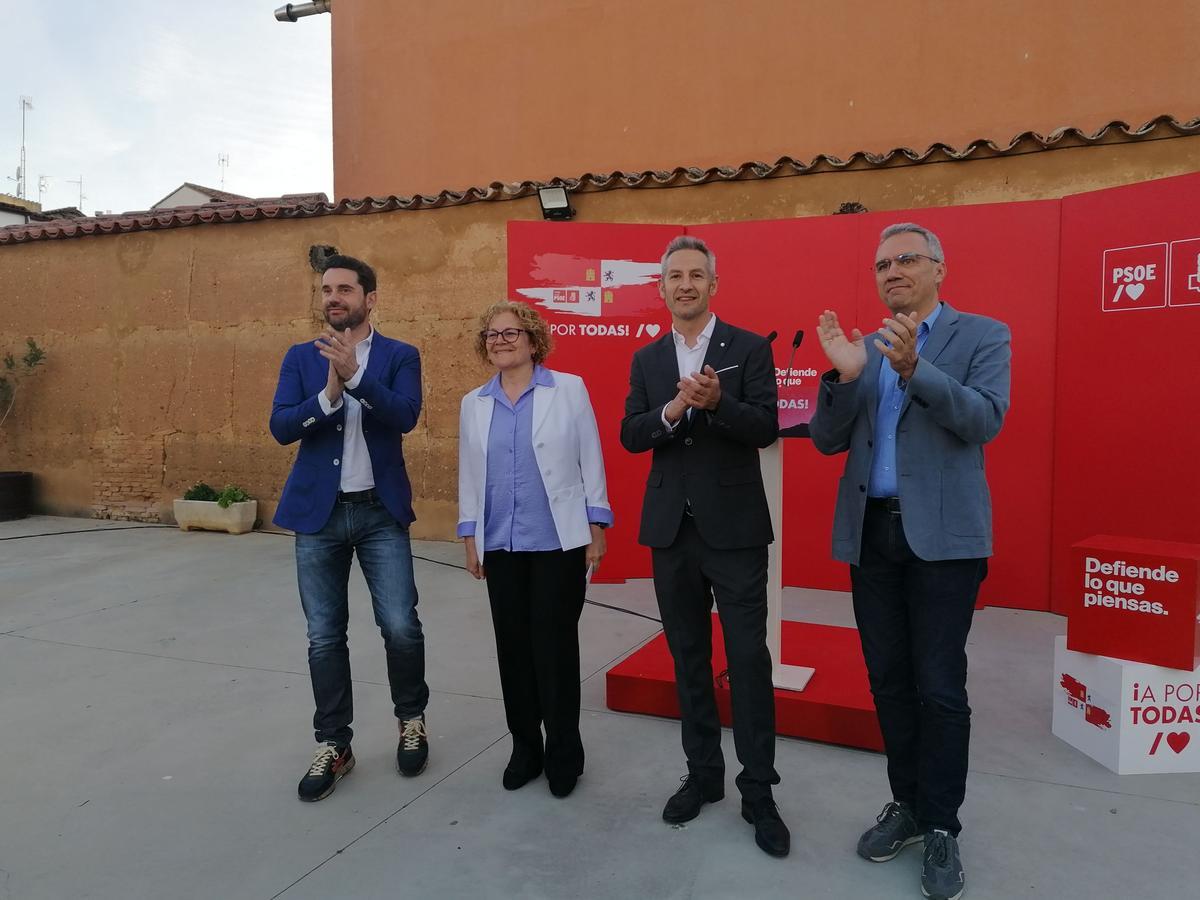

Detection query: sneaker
xmin=921 ymin=829 xmax=966 ymax=900
xmin=662 ymin=773 xmax=724 ymax=824
xmin=397 ymin=715 xmax=429 ymax=777
xmin=297 ymin=742 xmax=354 ymax=802
xmin=857 ymin=801 xmax=921 ymax=862
xmin=740 ymin=797 xmax=791 ymax=858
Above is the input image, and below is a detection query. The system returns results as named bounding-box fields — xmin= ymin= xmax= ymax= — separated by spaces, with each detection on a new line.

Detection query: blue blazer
xmin=809 ymin=303 xmax=1011 ymax=564
xmin=269 ymin=331 xmax=422 ymax=534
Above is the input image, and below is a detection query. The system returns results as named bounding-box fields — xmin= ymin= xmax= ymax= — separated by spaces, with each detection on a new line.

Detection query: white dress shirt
xmin=662 ymin=313 xmax=718 ymax=430
xmin=317 ymin=327 xmax=375 ymax=491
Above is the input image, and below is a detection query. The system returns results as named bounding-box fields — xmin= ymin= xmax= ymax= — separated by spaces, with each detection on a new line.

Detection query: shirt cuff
xmin=344 ymin=365 xmax=364 ymax=391
xmin=457 ymin=522 xmax=476 ymax=538
xmin=317 ymin=390 xmax=343 ymax=416
xmin=586 ymin=507 xmax=614 ymax=528
xmin=660 ymin=406 xmax=680 ymax=432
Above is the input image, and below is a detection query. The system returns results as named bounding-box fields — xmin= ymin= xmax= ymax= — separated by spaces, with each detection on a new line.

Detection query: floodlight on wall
xmin=275 ymin=0 xmax=332 ymax=22
xmin=537 ymin=186 xmax=576 ymax=221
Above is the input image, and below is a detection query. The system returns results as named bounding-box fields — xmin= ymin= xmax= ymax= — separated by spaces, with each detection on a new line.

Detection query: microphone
xmin=765 ymin=330 xmax=778 ymax=344
xmin=786 ymin=329 xmax=804 ymax=373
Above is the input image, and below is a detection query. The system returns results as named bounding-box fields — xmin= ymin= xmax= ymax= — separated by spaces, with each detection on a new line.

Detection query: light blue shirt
xmin=868 ymin=302 xmax=942 ymax=498
xmin=457 ymin=366 xmax=612 ymax=551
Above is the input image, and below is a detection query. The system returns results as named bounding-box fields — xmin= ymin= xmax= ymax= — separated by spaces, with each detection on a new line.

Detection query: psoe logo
xmin=1101 ymin=243 xmax=1167 ymax=312
xmin=516 ymin=257 xmax=662 ymax=320
xmin=1059 ymin=673 xmax=1113 ymax=729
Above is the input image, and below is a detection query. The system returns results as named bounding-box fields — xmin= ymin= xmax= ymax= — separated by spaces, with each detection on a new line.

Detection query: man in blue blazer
xmin=270 ymin=254 xmax=430 ymax=802
xmin=810 ymin=224 xmax=1011 ymax=900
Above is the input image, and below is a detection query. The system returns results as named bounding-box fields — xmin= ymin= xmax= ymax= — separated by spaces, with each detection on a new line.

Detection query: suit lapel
xmin=360 ymin=330 xmax=388 ymax=386
xmin=864 ymin=342 xmax=883 ymax=434
xmin=700 ymin=318 xmax=732 ymax=374
xmin=898 ymin=303 xmax=958 ymax=420
xmin=474 ymin=390 xmax=495 ymax=453
xmin=531 ymin=379 xmax=556 ymax=439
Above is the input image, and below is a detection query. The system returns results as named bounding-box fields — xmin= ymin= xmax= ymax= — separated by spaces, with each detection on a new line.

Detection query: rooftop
xmin=2 ymin=115 xmax=1196 ymax=247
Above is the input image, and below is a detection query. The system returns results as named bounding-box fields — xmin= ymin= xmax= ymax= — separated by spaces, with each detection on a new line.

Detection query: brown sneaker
xmin=298 ymin=742 xmax=354 ymax=802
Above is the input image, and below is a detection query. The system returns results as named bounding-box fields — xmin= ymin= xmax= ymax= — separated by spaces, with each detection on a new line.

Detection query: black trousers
xmin=850 ymin=503 xmax=987 ymax=836
xmin=483 ymin=547 xmax=587 ymax=780
xmin=651 ymin=515 xmax=779 ymax=802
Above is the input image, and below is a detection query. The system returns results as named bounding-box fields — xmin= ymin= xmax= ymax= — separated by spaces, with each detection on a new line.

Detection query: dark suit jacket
xmin=269 ymin=331 xmax=422 ymax=534
xmin=809 ymin=303 xmax=1010 ymax=564
xmin=620 ymin=318 xmax=778 ymax=550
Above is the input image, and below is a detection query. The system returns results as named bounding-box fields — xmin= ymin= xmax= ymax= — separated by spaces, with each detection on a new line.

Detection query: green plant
xmin=183 ymin=482 xmax=220 ymax=502
xmin=182 ymin=482 xmax=253 ymax=507
xmin=216 ymin=485 xmax=252 ymax=508
xmin=0 ymin=338 xmax=47 ymax=430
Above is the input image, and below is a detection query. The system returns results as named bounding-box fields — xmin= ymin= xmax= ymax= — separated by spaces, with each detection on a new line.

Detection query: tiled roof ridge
xmin=3 ymin=115 xmax=1197 ymax=247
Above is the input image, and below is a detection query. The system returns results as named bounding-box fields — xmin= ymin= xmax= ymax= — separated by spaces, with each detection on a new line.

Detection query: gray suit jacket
xmin=809 ymin=303 xmax=1011 ymax=564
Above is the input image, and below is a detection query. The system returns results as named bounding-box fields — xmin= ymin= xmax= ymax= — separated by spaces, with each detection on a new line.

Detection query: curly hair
xmin=473 ymin=300 xmax=554 ymax=365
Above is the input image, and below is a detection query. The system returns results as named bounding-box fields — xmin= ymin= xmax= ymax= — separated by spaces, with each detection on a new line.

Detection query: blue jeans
xmin=296 ymin=498 xmax=428 ymax=747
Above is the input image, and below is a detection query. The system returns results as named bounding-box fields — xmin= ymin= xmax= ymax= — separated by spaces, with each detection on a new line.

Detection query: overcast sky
xmin=1 ymin=0 xmax=332 ymax=215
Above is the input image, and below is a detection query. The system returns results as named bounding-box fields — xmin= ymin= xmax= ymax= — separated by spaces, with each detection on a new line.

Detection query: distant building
xmin=0 ymin=194 xmax=86 ymax=226
xmin=0 ymin=194 xmax=40 ymax=227
xmin=151 ymin=183 xmax=253 ymax=209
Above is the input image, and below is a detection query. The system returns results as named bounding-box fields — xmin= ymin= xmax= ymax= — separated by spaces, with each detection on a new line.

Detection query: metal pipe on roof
xmin=274 ymin=1 xmax=331 ymax=22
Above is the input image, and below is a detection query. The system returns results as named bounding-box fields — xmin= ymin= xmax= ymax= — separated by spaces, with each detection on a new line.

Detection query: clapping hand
xmin=874 ymin=313 xmax=919 ymax=381
xmin=817 ymin=310 xmax=866 ymax=382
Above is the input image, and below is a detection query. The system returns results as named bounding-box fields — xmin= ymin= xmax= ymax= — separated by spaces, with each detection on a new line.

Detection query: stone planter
xmin=173 ymin=499 xmax=258 ymax=535
xmin=0 ymin=471 xmax=33 ymax=521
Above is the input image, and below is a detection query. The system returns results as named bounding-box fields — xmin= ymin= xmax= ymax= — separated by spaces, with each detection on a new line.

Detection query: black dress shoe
xmin=662 ymin=774 xmax=725 ymax=824
xmin=502 ymin=757 xmax=543 ymax=791
xmin=741 ymin=797 xmax=791 ymax=857
xmin=547 ymin=772 xmax=578 ymax=798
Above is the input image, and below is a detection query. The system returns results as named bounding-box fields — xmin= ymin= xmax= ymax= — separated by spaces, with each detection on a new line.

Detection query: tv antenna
xmin=218 ymin=153 xmax=230 ymax=189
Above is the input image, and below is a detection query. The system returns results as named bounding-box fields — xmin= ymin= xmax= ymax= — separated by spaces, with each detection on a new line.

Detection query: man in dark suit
xmin=810 ymin=223 xmax=1011 ymax=900
xmin=620 ymin=235 xmax=788 ymax=858
xmin=270 ymin=254 xmax=430 ymax=802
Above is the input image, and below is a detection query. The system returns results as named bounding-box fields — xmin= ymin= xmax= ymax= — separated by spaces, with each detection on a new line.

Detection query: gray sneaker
xmin=856 ymin=801 xmax=921 ymax=862
xmin=921 ymin=829 xmax=965 ymax=900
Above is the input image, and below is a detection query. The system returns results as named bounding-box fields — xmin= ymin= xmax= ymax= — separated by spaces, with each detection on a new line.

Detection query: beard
xmin=324 ymin=304 xmax=367 ymax=330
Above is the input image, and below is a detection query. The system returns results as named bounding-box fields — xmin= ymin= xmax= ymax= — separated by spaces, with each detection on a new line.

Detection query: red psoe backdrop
xmin=1052 ymin=171 xmax=1200 ymax=614
xmin=509 ymin=198 xmax=1060 ymax=609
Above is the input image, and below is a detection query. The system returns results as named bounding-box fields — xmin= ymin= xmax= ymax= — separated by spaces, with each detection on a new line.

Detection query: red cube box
xmin=1067 ymin=535 xmax=1200 ymax=671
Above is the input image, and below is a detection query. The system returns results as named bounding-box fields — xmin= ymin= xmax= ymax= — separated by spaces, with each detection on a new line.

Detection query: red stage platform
xmin=606 ymin=617 xmax=883 ymax=751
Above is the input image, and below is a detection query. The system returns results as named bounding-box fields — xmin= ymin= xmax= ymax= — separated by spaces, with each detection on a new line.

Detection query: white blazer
xmin=458 ymin=369 xmax=611 ymax=552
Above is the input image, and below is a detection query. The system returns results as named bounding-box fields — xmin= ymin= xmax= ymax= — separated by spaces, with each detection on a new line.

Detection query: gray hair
xmin=660 ymin=235 xmax=717 ymax=279
xmin=879 ymin=222 xmax=945 ymax=262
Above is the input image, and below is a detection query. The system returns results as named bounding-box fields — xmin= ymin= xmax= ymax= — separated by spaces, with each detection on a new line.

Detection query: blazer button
xmin=651 ymin=430 xmax=663 ymax=438
xmin=337 ymin=424 xmax=343 ymax=431
xmin=334 ymin=459 xmax=341 ymax=466
xmin=858 ymin=484 xmax=865 ymax=492
xmin=866 ymin=439 xmax=872 ymax=447
xmin=684 ymin=437 xmax=694 ymax=446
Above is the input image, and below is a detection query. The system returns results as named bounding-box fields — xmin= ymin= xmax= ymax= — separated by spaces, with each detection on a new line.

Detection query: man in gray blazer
xmin=810 ymin=223 xmax=1010 ymax=900
xmin=621 ymin=235 xmax=788 ymax=858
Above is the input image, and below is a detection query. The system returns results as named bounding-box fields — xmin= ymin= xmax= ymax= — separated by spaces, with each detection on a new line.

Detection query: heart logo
xmin=645 ymin=324 xmax=661 ymax=338
xmin=1167 ymin=731 xmax=1191 ymax=754
xmin=1125 ymin=283 xmax=1145 ymax=300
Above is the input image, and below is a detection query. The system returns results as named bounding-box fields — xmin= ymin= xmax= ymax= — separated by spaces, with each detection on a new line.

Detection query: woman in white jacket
xmin=458 ymin=300 xmax=611 ymax=798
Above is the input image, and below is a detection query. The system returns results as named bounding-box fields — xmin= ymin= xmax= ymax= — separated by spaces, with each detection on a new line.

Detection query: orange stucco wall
xmin=331 ymin=0 xmax=1200 ymax=199
xmin=4 ymin=136 xmax=1200 ymax=537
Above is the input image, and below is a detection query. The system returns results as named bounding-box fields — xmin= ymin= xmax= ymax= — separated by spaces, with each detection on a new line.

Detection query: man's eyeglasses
xmin=873 ymin=252 xmax=942 ymax=274
xmin=481 ymin=327 xmax=528 ymax=344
